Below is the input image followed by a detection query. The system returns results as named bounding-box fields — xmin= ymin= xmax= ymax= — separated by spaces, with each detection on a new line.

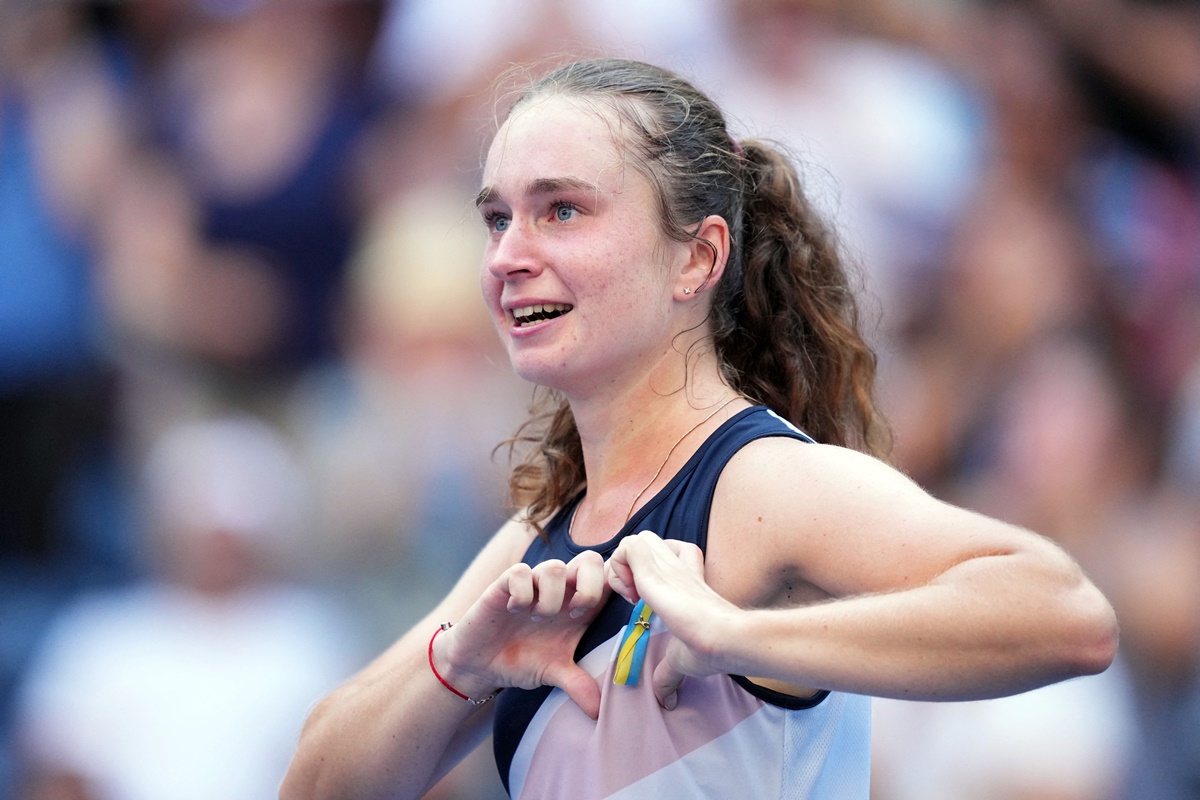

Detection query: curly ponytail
xmin=494 ymin=58 xmax=891 ymax=531
xmin=714 ymin=141 xmax=891 ymax=456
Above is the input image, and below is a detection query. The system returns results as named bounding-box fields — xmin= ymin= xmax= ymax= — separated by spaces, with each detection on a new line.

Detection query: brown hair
xmin=495 ymin=58 xmax=891 ymax=531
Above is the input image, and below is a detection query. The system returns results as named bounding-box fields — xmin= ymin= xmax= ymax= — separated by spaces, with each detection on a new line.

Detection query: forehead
xmin=482 ymin=95 xmax=632 ymax=193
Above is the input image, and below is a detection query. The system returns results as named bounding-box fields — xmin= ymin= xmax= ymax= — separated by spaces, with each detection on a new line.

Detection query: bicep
xmin=709 ymin=440 xmax=1051 ymax=602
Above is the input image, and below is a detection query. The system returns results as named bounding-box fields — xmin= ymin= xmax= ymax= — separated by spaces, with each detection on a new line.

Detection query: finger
xmin=626 ymin=530 xmax=672 ymax=571
xmin=609 ymin=531 xmax=674 ymax=593
xmin=530 ymin=559 xmax=567 ymax=619
xmin=605 ymin=557 xmax=639 ymax=604
xmin=668 ymin=540 xmax=705 ymax=577
xmin=566 ymin=550 xmax=606 ymax=619
xmin=502 ymin=563 xmax=535 ymax=613
xmin=545 ymin=662 xmax=603 ymax=720
xmin=628 ymin=531 xmax=705 ymax=584
xmin=653 ymin=655 xmax=685 ymax=712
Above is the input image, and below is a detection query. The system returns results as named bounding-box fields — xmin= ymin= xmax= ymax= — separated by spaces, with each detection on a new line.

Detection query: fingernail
xmin=570 ymin=607 xmax=585 ymax=619
xmin=663 ymin=692 xmax=677 ymax=711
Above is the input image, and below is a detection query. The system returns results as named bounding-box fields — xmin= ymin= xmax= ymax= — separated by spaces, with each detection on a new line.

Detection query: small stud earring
xmin=684 ymin=288 xmax=692 ymax=295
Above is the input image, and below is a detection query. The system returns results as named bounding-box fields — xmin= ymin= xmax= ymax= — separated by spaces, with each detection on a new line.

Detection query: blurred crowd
xmin=0 ymin=1 xmax=1197 ymax=798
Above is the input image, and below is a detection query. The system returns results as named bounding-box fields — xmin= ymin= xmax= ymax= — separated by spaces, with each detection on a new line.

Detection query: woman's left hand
xmin=606 ymin=530 xmax=742 ymax=710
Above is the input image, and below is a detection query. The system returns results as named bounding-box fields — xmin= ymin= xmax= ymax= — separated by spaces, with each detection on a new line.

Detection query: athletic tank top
xmin=493 ymin=406 xmax=872 ymax=799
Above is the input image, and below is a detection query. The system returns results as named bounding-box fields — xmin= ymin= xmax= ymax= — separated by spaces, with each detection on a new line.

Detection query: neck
xmin=566 ymin=354 xmax=745 ymax=544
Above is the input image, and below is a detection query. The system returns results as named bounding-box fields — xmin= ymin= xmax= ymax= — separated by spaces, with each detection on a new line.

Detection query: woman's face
xmin=478 ymin=95 xmax=690 ymax=398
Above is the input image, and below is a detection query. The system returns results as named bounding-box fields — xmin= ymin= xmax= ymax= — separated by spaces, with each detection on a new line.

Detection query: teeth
xmin=512 ymin=303 xmax=573 ymax=325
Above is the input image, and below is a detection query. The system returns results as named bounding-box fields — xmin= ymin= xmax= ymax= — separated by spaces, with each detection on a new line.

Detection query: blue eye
xmin=483 ymin=211 xmax=510 ymax=232
xmin=554 ymin=203 xmax=578 ymax=222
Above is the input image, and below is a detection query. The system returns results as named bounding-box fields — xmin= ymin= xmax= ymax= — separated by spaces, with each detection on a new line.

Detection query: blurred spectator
xmin=872 ymin=668 xmax=1134 ymax=800
xmin=287 ymin=185 xmax=525 ymax=633
xmin=1097 ymin=487 xmax=1200 ymax=799
xmin=868 ymin=0 xmax=1200 ymax=763
xmin=0 ymin=6 xmax=135 ymax=794
xmin=13 ymin=416 xmax=364 ymax=800
xmin=957 ymin=336 xmax=1149 ymax=554
xmin=1 ymin=0 xmax=1198 ymax=797
xmin=284 ymin=183 xmax=522 ymax=799
xmin=1107 ymin=349 xmax=1200 ymax=798
xmin=0 ymin=6 xmax=131 ymax=576
xmin=103 ymin=1 xmax=381 ymax=377
xmin=1022 ymin=0 xmax=1200 ymax=167
xmin=365 ymin=0 xmax=729 ymax=208
xmin=1167 ymin=358 xmax=1200 ymax=493
xmin=372 ymin=0 xmax=724 ymax=106
xmin=874 ymin=335 xmax=1142 ymax=799
xmin=881 ymin=172 xmax=1104 ymax=492
xmin=704 ymin=0 xmax=984 ymax=325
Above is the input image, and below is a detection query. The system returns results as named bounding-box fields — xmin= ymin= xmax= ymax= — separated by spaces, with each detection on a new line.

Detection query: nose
xmin=485 ymin=221 xmax=544 ymax=282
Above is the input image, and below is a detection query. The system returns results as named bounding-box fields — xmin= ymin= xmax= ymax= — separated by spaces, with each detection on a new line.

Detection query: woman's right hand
xmin=430 ymin=549 xmax=609 ymax=718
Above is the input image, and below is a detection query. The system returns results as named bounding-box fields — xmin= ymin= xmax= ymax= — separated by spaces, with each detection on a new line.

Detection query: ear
xmin=674 ymin=215 xmax=730 ymax=301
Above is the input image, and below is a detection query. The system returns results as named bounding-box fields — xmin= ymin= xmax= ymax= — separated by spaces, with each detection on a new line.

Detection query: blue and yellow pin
xmin=613 ymin=599 xmax=653 ymax=686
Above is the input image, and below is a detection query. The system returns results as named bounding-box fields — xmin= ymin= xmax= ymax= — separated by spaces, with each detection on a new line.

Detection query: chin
xmin=511 ymin=364 xmax=566 ymax=391
xmin=507 ymin=352 xmax=582 ymax=394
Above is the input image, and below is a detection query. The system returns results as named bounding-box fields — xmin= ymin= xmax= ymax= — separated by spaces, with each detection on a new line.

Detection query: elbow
xmin=278 ymin=766 xmax=308 ymax=800
xmin=279 ymin=737 xmax=319 ymax=800
xmin=1082 ymin=603 xmax=1121 ymax=676
xmin=1061 ymin=585 xmax=1120 ymax=679
xmin=280 ymin=736 xmax=340 ymax=800
xmin=278 ymin=696 xmax=336 ymax=800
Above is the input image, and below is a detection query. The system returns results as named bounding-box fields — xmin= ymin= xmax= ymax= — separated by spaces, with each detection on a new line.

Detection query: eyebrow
xmin=475 ymin=177 xmax=600 ymax=208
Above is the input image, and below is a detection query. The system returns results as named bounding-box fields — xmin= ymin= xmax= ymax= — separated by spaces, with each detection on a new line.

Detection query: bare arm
xmin=280 ymin=518 xmax=608 ymax=800
xmin=607 ymin=440 xmax=1118 ymax=707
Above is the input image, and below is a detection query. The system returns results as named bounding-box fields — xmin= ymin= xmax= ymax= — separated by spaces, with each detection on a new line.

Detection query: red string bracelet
xmin=428 ymin=623 xmax=499 ymax=706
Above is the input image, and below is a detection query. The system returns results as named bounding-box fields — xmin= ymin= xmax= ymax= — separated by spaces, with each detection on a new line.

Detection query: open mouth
xmin=512 ymin=303 xmax=573 ymax=328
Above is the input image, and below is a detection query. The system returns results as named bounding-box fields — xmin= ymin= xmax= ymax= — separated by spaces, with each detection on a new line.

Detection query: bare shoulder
xmin=714 ymin=436 xmax=927 ymax=532
xmin=729 ymin=435 xmax=916 ymax=488
xmin=707 ymin=436 xmax=1057 ymax=602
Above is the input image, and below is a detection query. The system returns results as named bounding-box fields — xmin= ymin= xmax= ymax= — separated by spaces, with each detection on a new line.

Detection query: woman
xmin=281 ymin=58 xmax=1117 ymax=799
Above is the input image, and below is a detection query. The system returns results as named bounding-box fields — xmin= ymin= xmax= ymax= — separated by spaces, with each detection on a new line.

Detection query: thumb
xmin=652 ymin=655 xmax=685 ymax=712
xmin=546 ymin=662 xmax=603 ymax=720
